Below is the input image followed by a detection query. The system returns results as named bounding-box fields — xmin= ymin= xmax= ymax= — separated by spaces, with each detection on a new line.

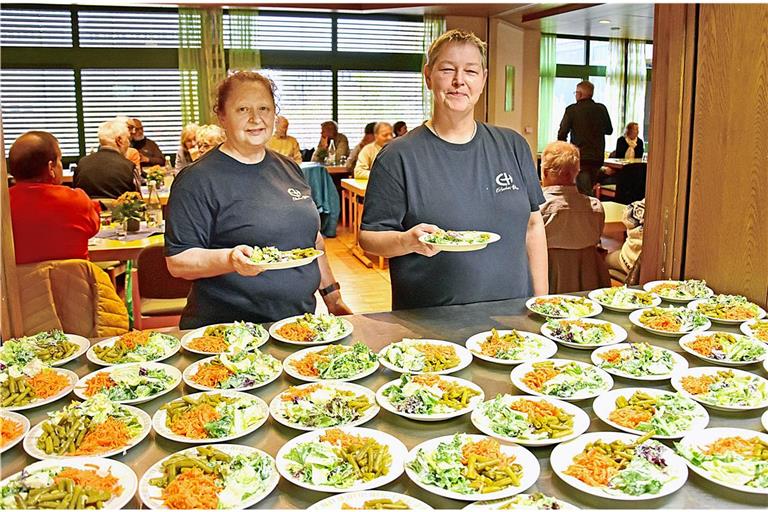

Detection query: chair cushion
xmin=140 ymin=297 xmax=187 ymax=316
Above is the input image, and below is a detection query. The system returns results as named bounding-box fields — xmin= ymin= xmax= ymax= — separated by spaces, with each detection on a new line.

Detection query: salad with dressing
xmin=677 ymin=369 xmax=768 ymax=408
xmin=646 ymin=279 xmax=712 ymax=301
xmin=421 ymin=230 xmax=491 ymax=245
xmin=272 ymin=383 xmax=375 ymax=429
xmin=274 ymin=313 xmax=350 ymax=343
xmin=379 ymin=340 xmax=462 ymax=373
xmin=3 ymin=330 xmax=80 ymax=365
xmin=636 ymin=306 xmax=709 ymax=333
xmin=682 ymin=332 xmax=766 ymax=363
xmin=249 ymin=245 xmax=321 ymax=264
xmin=474 ymin=395 xmax=576 ymax=442
xmin=518 ymin=360 xmax=610 ymax=399
xmin=676 ymin=434 xmax=768 ymax=490
xmin=186 ymin=321 xmax=267 ymax=354
xmin=81 ymin=364 xmax=176 ymax=402
xmin=380 ymin=374 xmax=480 ymax=416
xmin=590 ymin=286 xmax=658 ymax=309
xmin=159 ymin=393 xmax=266 ymax=440
xmin=187 ymin=349 xmax=281 ymax=390
xmin=543 ymin=319 xmax=619 ymax=346
xmin=471 ymin=329 xmax=552 ymax=361
xmin=692 ymin=294 xmax=765 ymax=322
xmin=595 ymin=343 xmax=679 ymax=378
xmin=606 ymin=390 xmax=705 ymax=437
xmin=528 ymin=296 xmax=599 ymax=318
xmin=289 ymin=343 xmax=377 ymax=380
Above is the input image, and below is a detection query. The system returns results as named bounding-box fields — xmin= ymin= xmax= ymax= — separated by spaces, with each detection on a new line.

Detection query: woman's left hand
xmin=323 ymin=291 xmax=353 ymax=316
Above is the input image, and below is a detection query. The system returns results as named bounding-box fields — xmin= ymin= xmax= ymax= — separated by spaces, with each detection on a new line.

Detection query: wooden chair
xmin=131 ymin=245 xmax=191 ymax=330
xmin=548 ymin=246 xmax=611 ymax=294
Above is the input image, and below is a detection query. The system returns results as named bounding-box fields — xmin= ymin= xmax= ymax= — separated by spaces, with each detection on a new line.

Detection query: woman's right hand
xmin=229 ymin=245 xmax=265 ymax=276
xmin=401 ymin=223 xmax=442 ymax=257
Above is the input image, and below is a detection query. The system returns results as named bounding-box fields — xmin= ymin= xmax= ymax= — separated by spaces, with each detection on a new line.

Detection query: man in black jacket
xmin=557 ymin=80 xmax=613 ymax=195
xmin=128 ymin=118 xmax=165 ymax=168
xmin=74 ymin=119 xmax=140 ymax=199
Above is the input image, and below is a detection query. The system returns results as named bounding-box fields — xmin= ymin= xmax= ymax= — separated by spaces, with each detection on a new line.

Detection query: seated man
xmin=311 ymin=120 xmax=350 ymax=163
xmin=9 ymin=131 xmax=100 ymax=264
xmin=75 ymin=119 xmax=140 ymax=199
xmin=266 ymin=115 xmax=302 ymax=164
xmin=128 ymin=118 xmax=165 ymax=168
xmin=354 ymin=122 xmax=393 ymax=180
xmin=346 ymin=122 xmax=375 ymax=171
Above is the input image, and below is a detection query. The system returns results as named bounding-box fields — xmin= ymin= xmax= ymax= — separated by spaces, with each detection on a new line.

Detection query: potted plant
xmin=145 ymin=165 xmax=166 ymax=189
xmin=112 ymin=191 xmax=147 ymax=232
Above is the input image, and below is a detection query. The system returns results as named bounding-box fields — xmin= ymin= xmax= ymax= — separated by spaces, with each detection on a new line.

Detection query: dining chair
xmin=131 ymin=245 xmax=191 ymax=330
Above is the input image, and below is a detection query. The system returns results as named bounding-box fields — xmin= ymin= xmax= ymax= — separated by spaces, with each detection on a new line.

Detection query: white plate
xmin=677 ymin=427 xmax=768 ymax=494
xmin=678 ymin=331 xmax=767 ymax=367
xmin=540 ymin=318 xmax=627 ymax=350
xmin=588 ymin=288 xmax=662 ymax=312
xmin=628 ymin=308 xmax=711 ymax=338
xmin=688 ymin=298 xmax=767 ymax=325
xmin=551 ymin=431 xmax=688 ymax=500
xmin=405 ymin=434 xmax=539 ymax=501
xmin=24 ymin=404 xmax=151 ymax=459
xmin=74 ymin=362 xmax=181 ymax=404
xmin=592 ymin=387 xmax=709 ymax=439
xmin=741 ymin=319 xmax=768 ymax=343
xmin=86 ymin=332 xmax=181 ymax=366
xmin=0 ymin=410 xmax=30 ymax=454
xmin=283 ymin=344 xmax=379 ymax=382
xmin=670 ymin=366 xmax=768 ymax=411
xmin=276 ymin=426 xmax=407 ymax=493
xmin=465 ymin=330 xmax=558 ymax=365
xmin=269 ymin=315 xmax=354 ymax=346
xmin=0 ymin=457 xmax=137 ymax=509
xmin=3 ymin=368 xmax=78 ymax=412
xmin=376 ymin=375 xmax=484 ymax=421
xmin=463 ymin=494 xmax=579 ymax=510
xmin=48 ymin=334 xmax=91 ymax=366
xmin=378 ymin=339 xmax=473 ymax=375
xmin=525 ymin=295 xmax=602 ymax=319
xmin=642 ymin=280 xmax=714 ymax=303
xmin=510 ymin=359 xmax=613 ymax=401
xmin=308 ymin=491 xmax=434 ymax=511
xmin=139 ymin=444 xmax=279 ymax=509
xmin=470 ymin=394 xmax=589 ymax=447
xmin=270 ymin=381 xmax=379 ymax=431
xmin=762 ymin=410 xmax=768 ymax=432
xmin=591 ymin=343 xmax=689 ymax=381
xmin=418 ymin=231 xmax=501 ymax=252
xmin=152 ymin=390 xmax=269 ymax=443
xmin=182 ymin=353 xmax=282 ymax=392
xmin=180 ymin=322 xmax=269 ymax=355
xmin=247 ymin=249 xmax=324 ymax=270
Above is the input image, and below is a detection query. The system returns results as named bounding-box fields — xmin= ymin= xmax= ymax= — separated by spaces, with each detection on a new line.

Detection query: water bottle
xmin=146 ymin=182 xmax=163 ymax=228
xmin=327 ymin=139 xmax=337 ymax=165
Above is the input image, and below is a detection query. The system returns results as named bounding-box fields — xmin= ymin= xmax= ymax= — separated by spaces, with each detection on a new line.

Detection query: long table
xmin=2 ymin=296 xmax=766 ymax=509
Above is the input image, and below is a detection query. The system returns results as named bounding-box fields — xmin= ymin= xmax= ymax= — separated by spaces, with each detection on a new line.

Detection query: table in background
xmin=604 ymin=157 xmax=645 ymax=170
xmin=341 ymin=178 xmax=385 ymax=269
xmin=601 ymin=200 xmax=627 ymax=239
xmin=601 ymin=158 xmax=647 ymax=204
xmin=2 ymin=295 xmax=765 ymax=509
xmin=88 ymin=233 xmax=164 ymax=262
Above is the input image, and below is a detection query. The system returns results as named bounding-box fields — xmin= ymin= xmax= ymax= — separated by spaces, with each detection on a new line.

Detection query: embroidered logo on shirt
xmin=287 ymin=188 xmax=310 ymax=201
xmin=494 ymin=172 xmax=520 ymax=193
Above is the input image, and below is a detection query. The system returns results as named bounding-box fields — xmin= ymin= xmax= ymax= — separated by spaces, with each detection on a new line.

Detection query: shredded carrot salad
xmin=291 ymin=352 xmax=326 ymax=377
xmin=681 ymin=375 xmax=715 ymax=395
xmin=479 ymin=330 xmax=523 ymax=356
xmin=509 ymin=398 xmax=564 ymax=418
xmin=74 ymin=417 xmax=132 ymax=455
xmin=412 ymin=374 xmax=443 ymax=388
xmin=84 ymin=373 xmax=117 ymax=397
xmin=522 ymin=366 xmax=560 ymax=391
xmin=190 ymin=361 xmax=233 ymax=388
xmin=599 ymin=349 xmax=622 ymax=363
xmin=169 ymin=404 xmax=220 ymax=439
xmin=276 ymin=323 xmax=317 ymax=342
xmin=55 ymin=467 xmax=122 ymax=495
xmin=609 ymin=407 xmax=654 ymax=429
xmin=118 ymin=330 xmax=151 ymax=349
xmin=162 ymin=467 xmax=221 ymax=510
xmin=642 ymin=315 xmax=681 ymax=332
xmin=415 ymin=343 xmax=456 ymax=360
xmin=461 ymin=438 xmax=515 ymax=468
xmin=704 ymin=436 xmax=763 ymax=457
xmin=0 ymin=418 xmax=24 ymax=447
xmin=564 ymin=447 xmax=621 ymax=487
xmin=27 ymin=368 xmax=70 ymax=399
xmin=685 ymin=334 xmax=721 ymax=357
xmin=281 ymin=384 xmax=321 ymax=402
xmin=320 ymin=428 xmax=372 ymax=449
xmin=753 ymin=321 xmax=768 ymax=341
xmin=188 ymin=336 xmax=229 ymax=353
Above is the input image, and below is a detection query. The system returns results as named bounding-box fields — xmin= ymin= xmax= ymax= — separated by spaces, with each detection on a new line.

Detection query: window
xmin=645 ymin=43 xmax=653 ymax=68
xmin=0 ymin=9 xmax=72 ymax=47
xmin=589 ymin=40 xmax=610 ymax=67
xmin=337 ymin=18 xmax=424 ymax=53
xmin=552 ymin=77 xmax=582 ymax=139
xmin=223 ymin=14 xmax=331 ymax=51
xmin=556 ymin=38 xmax=585 ymax=65
xmin=0 ymin=69 xmax=79 ymax=157
xmin=81 ymin=69 xmax=184 ymax=152
xmin=78 ymin=10 xmax=181 ymax=47
xmin=337 ymin=70 xmax=424 ymax=143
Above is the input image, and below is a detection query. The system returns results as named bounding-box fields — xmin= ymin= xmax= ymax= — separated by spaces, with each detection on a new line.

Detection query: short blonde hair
xmin=541 ymin=141 xmax=580 ymax=177
xmin=181 ymin=123 xmax=199 ymax=145
xmin=196 ymin=124 xmax=226 ymax=149
xmin=426 ymin=29 xmax=487 ymax=70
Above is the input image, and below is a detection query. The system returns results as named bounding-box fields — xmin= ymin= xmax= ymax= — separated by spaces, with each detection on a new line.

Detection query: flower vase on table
xmin=112 ymin=191 xmax=147 ymax=235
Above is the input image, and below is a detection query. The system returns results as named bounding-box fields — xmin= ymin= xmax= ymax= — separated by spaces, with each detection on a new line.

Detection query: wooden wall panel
xmin=0 ymin=118 xmax=24 ymax=339
xmin=684 ymin=4 xmax=768 ymax=305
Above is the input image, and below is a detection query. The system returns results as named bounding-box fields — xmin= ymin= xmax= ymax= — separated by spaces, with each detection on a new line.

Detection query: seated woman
xmin=175 ymin=122 xmax=199 ymax=172
xmin=615 ymin=122 xmax=644 ymax=160
xmin=195 ymin=124 xmax=226 ymax=159
xmin=9 ymin=131 xmax=101 ymax=264
xmin=606 ymin=198 xmax=645 ymax=278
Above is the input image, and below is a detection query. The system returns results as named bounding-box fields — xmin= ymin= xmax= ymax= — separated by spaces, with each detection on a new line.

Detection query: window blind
xmin=337 ymin=18 xmax=424 ymax=54
xmin=78 ymin=10 xmax=181 ymax=48
xmin=224 ymin=14 xmax=331 ymax=51
xmin=0 ymin=9 xmax=72 ymax=47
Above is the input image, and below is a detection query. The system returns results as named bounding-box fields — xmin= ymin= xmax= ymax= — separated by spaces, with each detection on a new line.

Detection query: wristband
xmin=319 ymin=282 xmax=341 ymax=297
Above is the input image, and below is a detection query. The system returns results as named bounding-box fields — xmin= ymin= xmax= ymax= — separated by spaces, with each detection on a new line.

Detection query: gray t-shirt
xmin=361 ymin=123 xmax=545 ymax=310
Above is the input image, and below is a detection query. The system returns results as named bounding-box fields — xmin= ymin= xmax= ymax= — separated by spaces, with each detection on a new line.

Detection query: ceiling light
xmin=599 ymin=19 xmax=611 ymax=24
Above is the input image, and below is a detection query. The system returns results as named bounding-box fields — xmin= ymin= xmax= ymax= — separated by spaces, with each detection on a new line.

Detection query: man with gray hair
xmin=557 ymin=80 xmax=613 ymax=195
xmin=74 ymin=119 xmax=140 ymax=199
xmin=354 ymin=122 xmax=393 ymax=179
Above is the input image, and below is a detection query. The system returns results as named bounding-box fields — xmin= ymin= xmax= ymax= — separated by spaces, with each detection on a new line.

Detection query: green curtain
xmin=625 ymin=40 xmax=647 ymax=139
xmin=178 ymin=7 xmax=226 ymax=125
xmin=228 ymin=9 xmax=261 ymax=72
xmin=537 ymin=34 xmax=556 ymax=152
xmin=605 ymin=37 xmax=626 ymax=135
xmin=422 ymin=15 xmax=446 ymax=120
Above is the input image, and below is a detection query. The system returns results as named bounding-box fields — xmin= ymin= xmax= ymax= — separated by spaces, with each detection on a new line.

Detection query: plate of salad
xmin=418 ymin=230 xmax=501 ymax=252
xmin=676 ymin=428 xmax=768 ymax=494
xmin=182 ymin=349 xmax=282 ymax=392
xmin=643 ymin=279 xmax=714 ymax=303
xmin=276 ymin=426 xmax=407 ymax=493
xmin=74 ymin=362 xmax=181 ymax=404
xmin=688 ymin=294 xmax=767 ymax=324
xmin=376 ymin=374 xmax=484 ymax=421
xmin=3 ymin=330 xmax=89 ymax=367
xmin=180 ymin=321 xmax=269 ymax=355
xmin=628 ymin=306 xmax=710 ymax=337
xmin=679 ymin=331 xmax=767 ymax=366
xmin=270 ymin=313 xmax=353 ymax=345
xmin=463 ymin=493 xmax=579 ymax=510
xmin=593 ymin=388 xmax=709 ymax=439
xmin=551 ymin=431 xmax=688 ymax=500
xmin=139 ymin=444 xmax=279 ymax=509
xmin=671 ymin=367 xmax=768 ymax=411
xmin=591 ymin=343 xmax=688 ymax=381
xmin=269 ymin=381 xmax=379 ymax=431
xmin=465 ymin=329 xmax=557 ymax=365
xmin=283 ymin=342 xmax=379 ymax=382
xmin=86 ymin=330 xmax=180 ymax=366
xmin=378 ymin=339 xmax=472 ymax=375
xmin=762 ymin=409 xmax=768 ymax=433
xmin=24 ymin=394 xmax=151 ymax=459
xmin=152 ymin=390 xmax=268 ymax=443
xmin=405 ymin=433 xmax=539 ymax=501
xmin=0 ymin=410 xmax=30 ymax=454
xmin=247 ymin=245 xmax=323 ymax=270
xmin=588 ymin=286 xmax=662 ymax=312
xmin=525 ymin=295 xmax=602 ymax=319
xmin=741 ymin=319 xmax=768 ymax=343
xmin=510 ymin=359 xmax=613 ymax=401
xmin=540 ymin=318 xmax=627 ymax=350
xmin=471 ymin=394 xmax=589 ymax=447
xmin=0 ymin=457 xmax=137 ymax=510
xmin=1 ymin=363 xmax=77 ymax=412
xmin=308 ymin=490 xmax=434 ymax=510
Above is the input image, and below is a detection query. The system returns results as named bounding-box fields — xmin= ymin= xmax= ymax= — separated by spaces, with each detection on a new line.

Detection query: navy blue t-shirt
xmin=165 ymin=148 xmax=321 ymax=328
xmin=361 ymin=123 xmax=545 ymax=310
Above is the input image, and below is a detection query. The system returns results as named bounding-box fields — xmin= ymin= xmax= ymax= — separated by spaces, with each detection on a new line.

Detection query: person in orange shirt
xmin=9 ymin=131 xmax=100 ymax=264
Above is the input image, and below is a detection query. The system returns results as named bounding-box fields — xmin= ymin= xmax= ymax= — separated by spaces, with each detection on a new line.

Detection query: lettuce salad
xmin=381 ymin=374 xmax=479 ymax=415
xmin=695 ymin=295 xmax=762 ymax=321
xmin=249 ymin=246 xmax=321 ymax=264
xmin=684 ymin=332 xmax=766 ymax=362
xmin=476 ymin=395 xmax=574 ymax=441
xmin=638 ymin=307 xmax=708 ymax=333
xmin=544 ymin=319 xmax=616 ymax=345
xmin=422 ymin=230 xmax=491 ymax=245
xmin=475 ymin=329 xmax=548 ymax=360
xmin=487 ymin=493 xmax=572 ymax=510
xmin=649 ymin=279 xmax=711 ymax=300
xmin=594 ymin=286 xmax=657 ymax=308
xmin=379 ymin=340 xmax=460 ymax=372
xmin=679 ymin=370 xmax=768 ymax=407
xmin=277 ymin=313 xmax=349 ymax=342
xmin=291 ymin=343 xmax=376 ymax=380
xmin=85 ymin=365 xmax=174 ymax=401
xmin=530 ymin=297 xmax=596 ymax=318
xmin=191 ymin=350 xmax=281 ymax=390
xmin=676 ymin=436 xmax=768 ymax=489
xmin=522 ymin=361 xmax=608 ymax=398
xmin=596 ymin=343 xmax=676 ymax=378
xmin=275 ymin=384 xmax=373 ymax=428
xmin=609 ymin=391 xmax=703 ymax=437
